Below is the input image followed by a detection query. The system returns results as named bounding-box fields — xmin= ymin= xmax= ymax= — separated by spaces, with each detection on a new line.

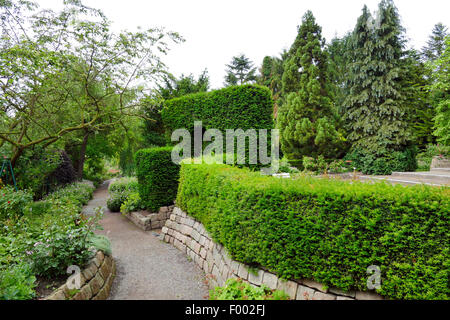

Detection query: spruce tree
xmin=277 ymin=11 xmax=345 ymax=166
xmin=224 ymin=54 xmax=257 ymax=86
xmin=422 ymin=23 xmax=448 ymax=62
xmin=343 ymin=1 xmax=411 ymax=157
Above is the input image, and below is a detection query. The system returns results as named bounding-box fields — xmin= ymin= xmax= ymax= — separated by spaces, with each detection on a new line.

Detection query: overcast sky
xmin=37 ymin=0 xmax=449 ymax=89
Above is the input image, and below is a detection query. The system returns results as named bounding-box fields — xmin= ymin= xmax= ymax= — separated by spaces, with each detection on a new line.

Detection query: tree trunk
xmin=77 ymin=131 xmax=90 ymax=180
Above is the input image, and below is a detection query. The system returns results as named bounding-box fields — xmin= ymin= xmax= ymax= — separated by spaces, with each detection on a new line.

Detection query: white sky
xmin=37 ymin=0 xmax=450 ymax=89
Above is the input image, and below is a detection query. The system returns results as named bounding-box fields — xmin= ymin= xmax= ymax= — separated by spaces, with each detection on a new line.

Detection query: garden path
xmin=82 ymin=180 xmax=209 ymax=300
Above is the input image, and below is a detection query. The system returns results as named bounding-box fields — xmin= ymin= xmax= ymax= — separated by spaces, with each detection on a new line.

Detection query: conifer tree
xmin=422 ymin=23 xmax=448 ymax=62
xmin=343 ymin=1 xmax=411 ymax=156
xmin=277 ymin=11 xmax=345 ymax=166
xmin=224 ymin=54 xmax=257 ymax=86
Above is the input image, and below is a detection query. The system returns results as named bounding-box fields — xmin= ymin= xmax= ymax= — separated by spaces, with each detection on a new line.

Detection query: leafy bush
xmin=44 ymin=182 xmax=94 ymax=208
xmin=120 ymin=192 xmax=145 ymax=214
xmin=177 ymin=162 xmax=449 ymax=299
xmin=0 ymin=186 xmax=33 ymax=219
xmin=26 ymin=210 xmax=102 ymax=278
xmin=1 ymin=181 xmax=98 ymax=284
xmin=135 ymin=147 xmax=180 ymax=212
xmin=0 ymin=262 xmax=36 ymax=300
xmin=344 ymin=147 xmax=417 ymax=175
xmin=302 ymin=157 xmax=347 ymax=174
xmin=210 ymin=278 xmax=289 ymax=300
xmin=302 ymin=156 xmax=327 ymax=174
xmin=107 ymin=177 xmax=138 ymax=212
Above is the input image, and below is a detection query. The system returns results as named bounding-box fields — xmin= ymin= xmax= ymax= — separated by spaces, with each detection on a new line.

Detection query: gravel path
xmin=82 ymin=180 xmax=209 ymax=300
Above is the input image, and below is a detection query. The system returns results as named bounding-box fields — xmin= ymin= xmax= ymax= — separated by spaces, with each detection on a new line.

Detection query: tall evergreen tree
xmin=429 ymin=36 xmax=450 ymax=146
xmin=257 ymin=51 xmax=287 ymax=117
xmin=277 ymin=11 xmax=345 ymax=166
xmin=343 ymin=1 xmax=411 ymax=156
xmin=224 ymin=54 xmax=257 ymax=86
xmin=422 ymin=23 xmax=448 ymax=62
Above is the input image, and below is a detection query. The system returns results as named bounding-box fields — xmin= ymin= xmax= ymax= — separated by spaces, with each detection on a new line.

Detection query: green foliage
xmin=162 ymin=85 xmax=273 ymax=139
xmin=277 ymin=11 xmax=346 ymax=165
xmin=158 ymin=70 xmax=210 ymax=100
xmin=343 ymin=1 xmax=411 ymax=157
xmin=344 ymin=147 xmax=417 ymax=175
xmin=0 ymin=186 xmax=33 ymax=219
xmin=422 ymin=23 xmax=448 ymax=62
xmin=120 ymin=192 xmax=145 ymax=214
xmin=224 ymin=54 xmax=257 ymax=86
xmin=177 ymin=163 xmax=449 ymax=300
xmin=88 ymin=234 xmax=112 ymax=256
xmin=429 ymin=36 xmax=450 ymax=146
xmin=0 ymin=181 xmax=99 ymax=284
xmin=12 ymin=147 xmax=61 ymax=199
xmin=107 ymin=177 xmax=139 ymax=212
xmin=0 ymin=262 xmax=36 ymax=300
xmin=135 ymin=147 xmax=180 ymax=212
xmin=161 ymin=85 xmax=274 ymax=168
xmin=210 ymin=278 xmax=289 ymax=300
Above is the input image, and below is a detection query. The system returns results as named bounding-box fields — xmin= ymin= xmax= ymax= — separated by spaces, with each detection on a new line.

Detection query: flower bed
xmin=0 ymin=181 xmax=111 ymax=300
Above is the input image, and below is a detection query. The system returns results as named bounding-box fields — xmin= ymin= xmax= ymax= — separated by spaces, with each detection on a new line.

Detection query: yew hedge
xmin=176 ymin=163 xmax=449 ymax=300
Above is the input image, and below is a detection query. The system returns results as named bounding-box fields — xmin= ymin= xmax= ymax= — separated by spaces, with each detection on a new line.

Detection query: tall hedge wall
xmin=176 ymin=163 xmax=449 ymax=300
xmin=135 ymin=147 xmax=179 ymax=212
xmin=161 ymin=84 xmax=274 ymax=141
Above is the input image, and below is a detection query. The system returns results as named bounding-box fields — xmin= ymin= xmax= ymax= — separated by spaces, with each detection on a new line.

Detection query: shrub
xmin=120 ymin=192 xmax=145 ymax=214
xmin=344 ymin=147 xmax=417 ymax=175
xmin=162 ymin=85 xmax=273 ymax=138
xmin=107 ymin=177 xmax=138 ymax=212
xmin=161 ymin=85 xmax=274 ymax=167
xmin=26 ymin=210 xmax=101 ymax=278
xmin=210 ymin=278 xmax=289 ymax=300
xmin=0 ymin=262 xmax=36 ymax=300
xmin=0 ymin=186 xmax=33 ymax=219
xmin=176 ymin=163 xmax=449 ymax=299
xmin=135 ymin=147 xmax=180 ymax=212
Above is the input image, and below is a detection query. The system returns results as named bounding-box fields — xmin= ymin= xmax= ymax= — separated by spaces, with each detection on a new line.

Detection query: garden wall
xmin=162 ymin=207 xmax=382 ymax=300
xmin=126 ymin=205 xmax=174 ymax=231
xmin=45 ymin=250 xmax=116 ymax=300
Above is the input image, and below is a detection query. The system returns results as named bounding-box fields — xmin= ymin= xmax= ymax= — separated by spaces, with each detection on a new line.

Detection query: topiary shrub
xmin=176 ymin=162 xmax=449 ymax=300
xmin=161 ymin=85 xmax=274 ymax=168
xmin=135 ymin=147 xmax=180 ymax=212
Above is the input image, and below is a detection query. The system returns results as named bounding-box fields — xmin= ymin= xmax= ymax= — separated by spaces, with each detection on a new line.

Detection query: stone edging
xmin=162 ymin=207 xmax=384 ymax=301
xmin=45 ymin=250 xmax=116 ymax=300
xmin=431 ymin=156 xmax=450 ymax=169
xmin=125 ymin=205 xmax=174 ymax=231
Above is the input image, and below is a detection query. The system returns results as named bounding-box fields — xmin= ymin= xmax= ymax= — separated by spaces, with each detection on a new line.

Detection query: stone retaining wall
xmin=125 ymin=205 xmax=174 ymax=231
xmin=46 ymin=250 xmax=116 ymax=300
xmin=162 ymin=207 xmax=384 ymax=301
xmin=431 ymin=156 xmax=450 ymax=169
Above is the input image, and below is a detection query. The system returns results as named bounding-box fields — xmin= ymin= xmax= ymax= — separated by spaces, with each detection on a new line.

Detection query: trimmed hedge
xmin=135 ymin=147 xmax=180 ymax=212
xmin=161 ymin=85 xmax=274 ymax=168
xmin=176 ymin=163 xmax=450 ymax=300
xmin=161 ymin=84 xmax=274 ymax=136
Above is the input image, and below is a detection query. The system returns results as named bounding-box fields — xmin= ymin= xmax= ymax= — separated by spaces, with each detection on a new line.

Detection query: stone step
xmin=358 ymin=175 xmax=444 ymax=187
xmin=391 ymin=171 xmax=450 ymax=184
xmin=430 ymin=167 xmax=450 ymax=173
